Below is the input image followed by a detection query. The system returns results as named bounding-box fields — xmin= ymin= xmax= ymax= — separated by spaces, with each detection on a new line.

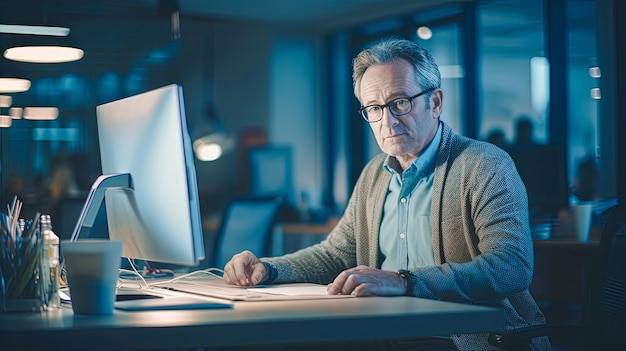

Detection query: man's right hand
xmin=223 ymin=250 xmax=269 ymax=286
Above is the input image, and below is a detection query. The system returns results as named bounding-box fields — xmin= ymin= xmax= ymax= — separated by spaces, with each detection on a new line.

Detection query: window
xmin=477 ymin=0 xmax=546 ymax=145
xmin=567 ymin=0 xmax=599 ymax=202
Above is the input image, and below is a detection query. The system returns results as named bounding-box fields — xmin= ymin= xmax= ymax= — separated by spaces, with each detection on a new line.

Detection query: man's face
xmin=359 ymin=59 xmax=442 ymax=167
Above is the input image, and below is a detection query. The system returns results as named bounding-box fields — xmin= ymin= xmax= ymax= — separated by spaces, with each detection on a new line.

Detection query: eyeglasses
xmin=358 ymin=87 xmax=436 ymax=123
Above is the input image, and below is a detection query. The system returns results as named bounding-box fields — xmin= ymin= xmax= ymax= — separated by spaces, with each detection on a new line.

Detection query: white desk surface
xmin=0 ymin=295 xmax=503 ymax=350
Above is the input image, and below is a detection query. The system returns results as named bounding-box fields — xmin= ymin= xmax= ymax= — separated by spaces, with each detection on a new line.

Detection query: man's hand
xmin=326 ymin=265 xmax=408 ymax=297
xmin=223 ymin=250 xmax=269 ymax=286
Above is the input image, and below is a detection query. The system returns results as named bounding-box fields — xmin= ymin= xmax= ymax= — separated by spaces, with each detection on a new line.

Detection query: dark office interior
xmin=0 ymin=0 xmax=625 ymax=350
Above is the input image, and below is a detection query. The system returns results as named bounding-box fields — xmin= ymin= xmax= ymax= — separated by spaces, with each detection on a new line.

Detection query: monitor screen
xmin=247 ymin=145 xmax=293 ymax=202
xmin=505 ymin=144 xmax=569 ymax=220
xmin=72 ymin=84 xmax=204 ymax=267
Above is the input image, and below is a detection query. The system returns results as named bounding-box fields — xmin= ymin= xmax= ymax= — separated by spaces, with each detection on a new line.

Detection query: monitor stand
xmin=71 ymin=173 xmax=131 ymax=241
xmin=70 ymin=173 xmax=175 ymax=280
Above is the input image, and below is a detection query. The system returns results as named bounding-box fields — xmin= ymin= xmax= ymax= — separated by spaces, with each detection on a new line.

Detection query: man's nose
xmin=381 ymin=106 xmax=399 ymax=126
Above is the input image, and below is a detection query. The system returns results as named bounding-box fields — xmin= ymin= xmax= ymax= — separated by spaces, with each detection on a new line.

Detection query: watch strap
xmin=397 ymin=269 xmax=413 ymax=296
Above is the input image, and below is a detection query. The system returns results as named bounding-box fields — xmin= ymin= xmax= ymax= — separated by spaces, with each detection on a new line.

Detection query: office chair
xmin=488 ymin=205 xmax=626 ymax=351
xmin=211 ymin=196 xmax=283 ymax=269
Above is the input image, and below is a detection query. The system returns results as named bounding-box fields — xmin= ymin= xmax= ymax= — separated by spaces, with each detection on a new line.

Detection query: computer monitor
xmin=71 ymin=84 xmax=204 ymax=267
xmin=505 ymin=144 xmax=569 ymax=220
xmin=247 ymin=145 xmax=293 ymax=203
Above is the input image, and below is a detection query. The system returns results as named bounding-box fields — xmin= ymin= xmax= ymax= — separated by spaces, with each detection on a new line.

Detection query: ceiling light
xmin=193 ymin=133 xmax=235 ymax=161
xmin=0 ymin=24 xmax=70 ymax=36
xmin=192 ymin=107 xmax=235 ymax=161
xmin=23 ymin=107 xmax=59 ymax=120
xmin=417 ymin=26 xmax=433 ymax=40
xmin=10 ymin=107 xmax=23 ymax=119
xmin=5 ymin=46 xmax=84 ymax=63
xmin=0 ymin=95 xmax=11 ymax=107
xmin=0 ymin=115 xmax=12 ymax=128
xmin=591 ymin=88 xmax=601 ymax=100
xmin=0 ymin=78 xmax=31 ymax=93
xmin=4 ymin=31 xmax=84 ymax=63
xmin=195 ymin=142 xmax=223 ymax=162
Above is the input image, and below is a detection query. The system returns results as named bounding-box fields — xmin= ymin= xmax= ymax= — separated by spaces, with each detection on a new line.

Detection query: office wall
xmin=269 ymin=33 xmax=325 ymax=210
xmin=191 ymin=20 xmax=273 ymax=202
xmin=183 ymin=20 xmax=326 ymax=212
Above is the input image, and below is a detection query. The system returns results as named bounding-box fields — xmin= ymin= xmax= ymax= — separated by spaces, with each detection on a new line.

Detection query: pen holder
xmin=0 ymin=212 xmax=44 ymax=313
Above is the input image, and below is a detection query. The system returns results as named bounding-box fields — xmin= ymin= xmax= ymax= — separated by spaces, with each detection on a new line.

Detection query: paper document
xmin=247 ymin=283 xmax=334 ymax=296
xmin=151 ymin=279 xmax=353 ymax=301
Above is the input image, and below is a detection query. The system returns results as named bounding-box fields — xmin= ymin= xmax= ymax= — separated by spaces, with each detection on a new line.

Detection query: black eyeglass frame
xmin=358 ymin=87 xmax=437 ymax=123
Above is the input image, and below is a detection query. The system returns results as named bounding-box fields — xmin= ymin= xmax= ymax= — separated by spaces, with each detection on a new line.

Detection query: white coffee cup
xmin=571 ymin=203 xmax=593 ymax=242
xmin=61 ymin=240 xmax=122 ymax=315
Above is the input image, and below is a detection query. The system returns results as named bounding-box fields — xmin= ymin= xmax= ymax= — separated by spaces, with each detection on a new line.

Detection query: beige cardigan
xmin=264 ymin=122 xmax=549 ymax=350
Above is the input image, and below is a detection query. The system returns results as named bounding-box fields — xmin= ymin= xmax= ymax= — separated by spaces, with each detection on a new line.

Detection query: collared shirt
xmin=380 ymin=122 xmax=442 ymax=271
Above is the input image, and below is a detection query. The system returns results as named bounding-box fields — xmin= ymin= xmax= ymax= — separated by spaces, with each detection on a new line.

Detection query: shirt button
xmin=400 ymin=233 xmax=406 ymax=239
xmin=401 ymin=198 xmax=407 ymax=203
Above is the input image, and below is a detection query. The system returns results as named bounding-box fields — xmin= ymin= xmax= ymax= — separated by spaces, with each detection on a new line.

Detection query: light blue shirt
xmin=380 ymin=122 xmax=441 ymax=271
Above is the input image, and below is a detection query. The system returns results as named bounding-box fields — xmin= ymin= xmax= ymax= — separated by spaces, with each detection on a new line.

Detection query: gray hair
xmin=352 ymin=39 xmax=441 ymax=107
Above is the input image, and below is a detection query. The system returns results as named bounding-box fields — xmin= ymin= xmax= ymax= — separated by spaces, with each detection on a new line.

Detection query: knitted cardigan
xmin=263 ymin=122 xmax=549 ymax=351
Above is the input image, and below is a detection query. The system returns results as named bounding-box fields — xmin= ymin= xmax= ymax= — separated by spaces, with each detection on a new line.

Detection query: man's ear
xmin=430 ymin=88 xmax=443 ymax=118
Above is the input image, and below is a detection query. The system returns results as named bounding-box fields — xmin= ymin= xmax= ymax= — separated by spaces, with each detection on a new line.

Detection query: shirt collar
xmin=384 ymin=121 xmax=442 ymax=178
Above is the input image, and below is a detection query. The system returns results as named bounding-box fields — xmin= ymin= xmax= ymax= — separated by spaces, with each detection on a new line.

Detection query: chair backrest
xmin=212 ymin=196 xmax=283 ymax=269
xmin=582 ymin=204 xmax=626 ymax=349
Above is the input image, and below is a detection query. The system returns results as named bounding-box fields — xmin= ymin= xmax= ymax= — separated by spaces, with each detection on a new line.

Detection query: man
xmin=224 ymin=39 xmax=549 ymax=351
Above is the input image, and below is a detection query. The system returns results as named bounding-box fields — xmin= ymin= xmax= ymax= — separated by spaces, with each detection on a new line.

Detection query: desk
xmin=0 ymin=296 xmax=503 ymax=350
xmin=531 ymin=237 xmax=599 ymax=324
xmin=531 ymin=237 xmax=599 ymax=303
xmin=272 ymin=217 xmax=338 ymax=255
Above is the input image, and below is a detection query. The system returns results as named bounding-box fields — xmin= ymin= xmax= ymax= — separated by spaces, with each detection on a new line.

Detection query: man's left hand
xmin=327 ymin=265 xmax=408 ymax=297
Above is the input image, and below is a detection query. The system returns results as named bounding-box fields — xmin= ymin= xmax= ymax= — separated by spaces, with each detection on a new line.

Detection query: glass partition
xmin=477 ymin=0 xmax=546 ymax=145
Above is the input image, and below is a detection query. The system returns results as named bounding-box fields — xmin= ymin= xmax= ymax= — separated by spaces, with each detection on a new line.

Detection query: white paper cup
xmin=61 ymin=240 xmax=122 ymax=315
xmin=571 ymin=204 xmax=593 ymax=242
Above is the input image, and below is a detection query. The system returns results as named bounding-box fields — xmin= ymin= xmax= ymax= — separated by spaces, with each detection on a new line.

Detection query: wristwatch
xmin=397 ymin=269 xmax=413 ymax=296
